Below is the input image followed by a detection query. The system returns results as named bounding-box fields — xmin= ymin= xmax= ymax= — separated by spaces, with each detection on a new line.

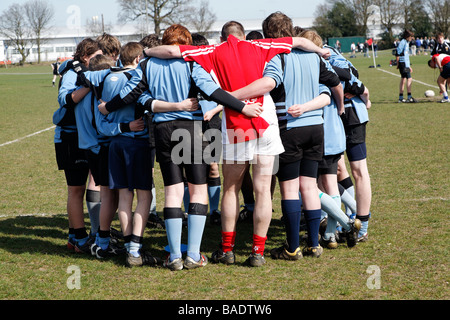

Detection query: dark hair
xmin=246 ymin=31 xmax=263 ymax=40
xmin=120 ymin=42 xmax=143 ymax=66
xmin=73 ymin=38 xmax=101 ymax=64
xmin=402 ymin=30 xmax=414 ymax=39
xmin=293 ymin=26 xmax=305 ymax=36
xmin=140 ymin=33 xmax=161 ymax=48
xmin=221 ymin=21 xmax=245 ymax=40
xmin=162 ymin=24 xmax=192 ymax=46
xmin=191 ymin=33 xmax=209 ymax=46
xmin=262 ymin=11 xmax=294 ymax=39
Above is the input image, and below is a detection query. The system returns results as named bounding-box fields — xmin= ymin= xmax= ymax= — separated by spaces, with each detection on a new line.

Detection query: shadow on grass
xmin=0 ymin=211 xmax=290 ymax=266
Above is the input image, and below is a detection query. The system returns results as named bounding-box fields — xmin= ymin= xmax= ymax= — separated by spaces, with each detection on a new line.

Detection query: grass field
xmin=0 ymin=49 xmax=448 ymax=302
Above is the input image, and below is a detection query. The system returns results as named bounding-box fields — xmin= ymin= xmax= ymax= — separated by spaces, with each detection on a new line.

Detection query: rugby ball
xmin=424 ymin=90 xmax=435 ymax=97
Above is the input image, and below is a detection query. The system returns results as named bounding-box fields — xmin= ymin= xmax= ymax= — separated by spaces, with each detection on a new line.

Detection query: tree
xmin=342 ymin=0 xmax=375 ymax=36
xmin=313 ymin=1 xmax=358 ymax=39
xmin=24 ymin=0 xmax=54 ymax=64
xmin=117 ymin=0 xmax=191 ymax=36
xmin=409 ymin=0 xmax=433 ymax=37
xmin=186 ymin=0 xmax=216 ymax=37
xmin=374 ymin=0 xmax=402 ymax=43
xmin=426 ymin=0 xmax=450 ymax=35
xmin=312 ymin=4 xmax=336 ymax=40
xmin=0 ymin=4 xmax=32 ymax=65
xmin=85 ymin=15 xmax=112 ymax=37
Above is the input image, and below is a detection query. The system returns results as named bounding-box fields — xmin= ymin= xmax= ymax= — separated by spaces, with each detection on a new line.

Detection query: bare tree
xmin=117 ymin=0 xmax=190 ymax=36
xmin=24 ymin=0 xmax=54 ymax=64
xmin=374 ymin=0 xmax=402 ymax=39
xmin=85 ymin=15 xmax=112 ymax=37
xmin=426 ymin=0 xmax=450 ymax=35
xmin=187 ymin=0 xmax=217 ymax=37
xmin=0 ymin=4 xmax=33 ymax=65
xmin=342 ymin=0 xmax=375 ymax=36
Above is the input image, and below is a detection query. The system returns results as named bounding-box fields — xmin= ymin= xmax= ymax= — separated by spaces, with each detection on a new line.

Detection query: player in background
xmin=428 ymin=53 xmax=450 ymax=103
xmin=396 ymin=30 xmax=417 ymax=103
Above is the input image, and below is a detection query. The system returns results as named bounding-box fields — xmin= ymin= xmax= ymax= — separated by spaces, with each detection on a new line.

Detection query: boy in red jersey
xmin=428 ymin=53 xmax=450 ymax=103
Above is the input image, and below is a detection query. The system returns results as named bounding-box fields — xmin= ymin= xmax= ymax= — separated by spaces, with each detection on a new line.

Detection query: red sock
xmin=252 ymin=234 xmax=267 ymax=255
xmin=221 ymin=231 xmax=236 ymax=252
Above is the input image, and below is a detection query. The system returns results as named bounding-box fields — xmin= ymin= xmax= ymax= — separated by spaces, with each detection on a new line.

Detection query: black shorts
xmin=155 ymin=120 xmax=209 ymax=186
xmin=318 ymin=153 xmax=342 ymax=175
xmin=85 ymin=146 xmax=110 ymax=186
xmin=279 ymin=125 xmax=324 ymax=165
xmin=55 ymin=131 xmax=89 ymax=186
xmin=344 ymin=122 xmax=366 ymax=146
xmin=398 ymin=62 xmax=411 ymax=79
xmin=276 ymin=158 xmax=319 ymax=181
xmin=204 ymin=114 xmax=222 ymax=131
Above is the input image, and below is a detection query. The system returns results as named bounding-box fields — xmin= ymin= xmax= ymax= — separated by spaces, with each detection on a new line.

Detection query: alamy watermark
xmin=366 ymin=265 xmax=381 ymax=289
xmin=66 ymin=265 xmax=81 ymax=290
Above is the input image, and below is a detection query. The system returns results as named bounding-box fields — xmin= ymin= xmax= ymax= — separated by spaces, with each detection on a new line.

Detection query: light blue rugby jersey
xmin=98 ymin=68 xmax=149 ymax=139
xmin=133 ymin=57 xmax=220 ymax=123
xmin=116 ymin=58 xmax=219 ymax=122
xmin=397 ymin=39 xmax=410 ymax=68
xmin=323 ymin=96 xmax=346 ymax=156
xmin=341 ymin=73 xmax=369 ymax=124
xmin=53 ymin=68 xmax=78 ymax=143
xmin=263 ymin=50 xmax=330 ymax=130
xmin=81 ymin=67 xmax=147 ymax=139
xmin=324 ymin=45 xmax=356 ymax=71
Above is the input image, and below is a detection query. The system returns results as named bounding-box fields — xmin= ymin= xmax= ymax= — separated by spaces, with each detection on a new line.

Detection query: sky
xmin=0 ymin=0 xmax=326 ymax=28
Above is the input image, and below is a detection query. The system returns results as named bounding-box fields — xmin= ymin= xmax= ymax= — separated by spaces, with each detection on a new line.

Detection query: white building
xmin=0 ymin=17 xmax=314 ymax=63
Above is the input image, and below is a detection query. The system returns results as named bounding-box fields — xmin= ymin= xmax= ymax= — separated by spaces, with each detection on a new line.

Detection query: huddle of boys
xmin=54 ymin=11 xmax=372 ymax=270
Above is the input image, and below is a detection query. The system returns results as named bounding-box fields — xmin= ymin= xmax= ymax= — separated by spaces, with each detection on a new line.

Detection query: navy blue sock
xmin=281 ymin=199 xmax=302 ymax=252
xmin=304 ymin=209 xmax=322 ymax=247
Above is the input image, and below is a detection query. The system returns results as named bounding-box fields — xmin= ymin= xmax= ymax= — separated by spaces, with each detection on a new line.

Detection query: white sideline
xmin=376 ymin=68 xmax=440 ymax=89
xmin=0 ymin=125 xmax=55 ymax=147
xmin=0 ymin=68 xmax=440 ymax=148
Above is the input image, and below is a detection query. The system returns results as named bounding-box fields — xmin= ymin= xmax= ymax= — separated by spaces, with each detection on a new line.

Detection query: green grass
xmin=0 ymin=51 xmax=448 ymax=301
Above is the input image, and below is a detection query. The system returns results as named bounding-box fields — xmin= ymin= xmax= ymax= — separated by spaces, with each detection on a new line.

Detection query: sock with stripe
xmin=74 ymin=227 xmax=89 ymax=246
xmin=96 ymin=229 xmax=111 ymax=250
xmin=86 ymin=189 xmax=101 ymax=237
xmin=164 ymin=207 xmax=184 ymax=261
xmin=207 ymin=176 xmax=221 ymax=214
xmin=187 ymin=203 xmax=208 ymax=262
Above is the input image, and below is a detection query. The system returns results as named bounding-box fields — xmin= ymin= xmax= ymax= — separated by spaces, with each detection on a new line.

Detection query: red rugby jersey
xmin=433 ymin=53 xmax=450 ymax=67
xmin=180 ymin=35 xmax=292 ymax=143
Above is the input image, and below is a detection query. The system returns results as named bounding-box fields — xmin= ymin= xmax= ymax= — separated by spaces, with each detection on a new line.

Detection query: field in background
xmin=0 ymin=49 xmax=448 ymax=301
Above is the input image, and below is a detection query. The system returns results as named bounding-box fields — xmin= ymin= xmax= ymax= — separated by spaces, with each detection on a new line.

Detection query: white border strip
xmin=0 ymin=125 xmax=55 ymax=147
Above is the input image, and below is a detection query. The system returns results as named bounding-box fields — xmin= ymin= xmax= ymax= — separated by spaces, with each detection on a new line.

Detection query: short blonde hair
xmin=299 ymin=30 xmax=323 ymax=48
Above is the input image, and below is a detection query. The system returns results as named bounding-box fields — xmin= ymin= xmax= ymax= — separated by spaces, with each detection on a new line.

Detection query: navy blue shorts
xmin=108 ymin=136 xmax=152 ymax=191
xmin=441 ymin=63 xmax=450 ymax=79
xmin=346 ymin=142 xmax=367 ymax=162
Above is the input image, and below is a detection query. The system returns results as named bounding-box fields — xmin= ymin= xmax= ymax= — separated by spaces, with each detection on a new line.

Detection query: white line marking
xmin=0 ymin=125 xmax=55 ymax=147
xmin=377 ymin=68 xmax=440 ymax=89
